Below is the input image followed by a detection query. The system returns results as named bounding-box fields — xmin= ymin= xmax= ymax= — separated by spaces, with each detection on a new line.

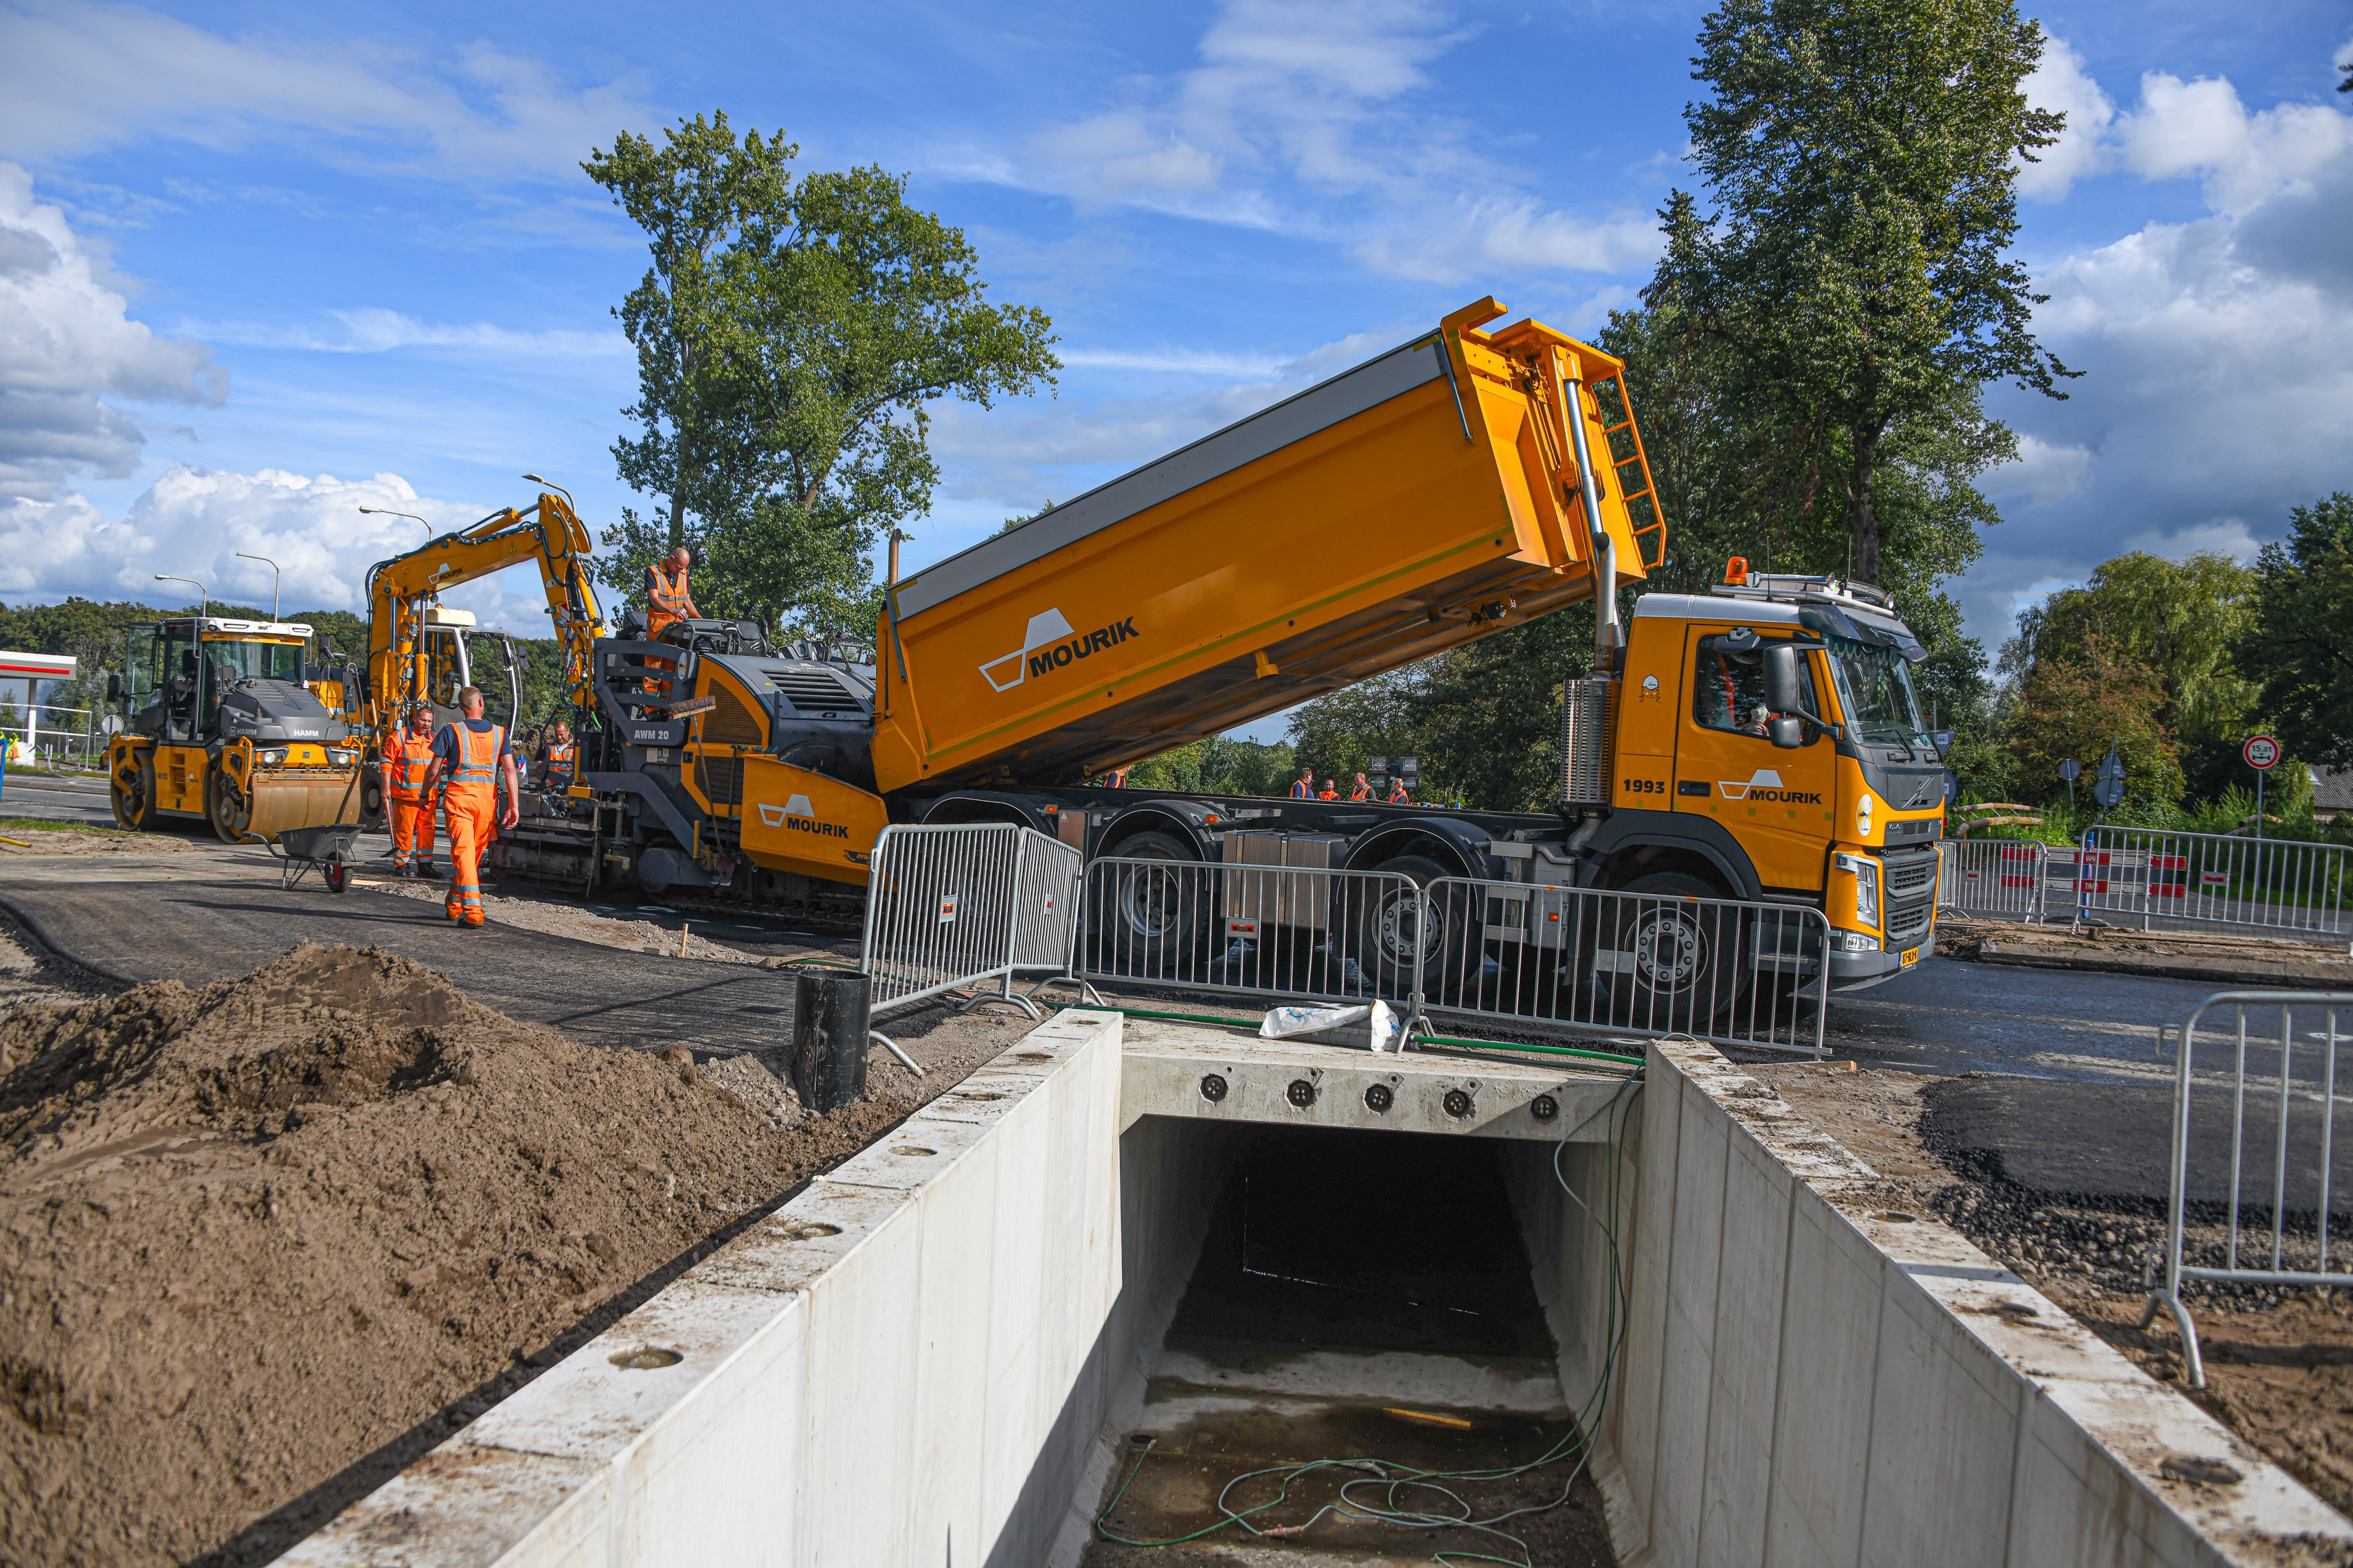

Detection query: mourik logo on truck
xmin=979 ymin=607 xmax=1140 ymax=692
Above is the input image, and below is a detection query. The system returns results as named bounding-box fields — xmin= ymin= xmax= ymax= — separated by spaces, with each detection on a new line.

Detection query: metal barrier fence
xmin=2078 ymin=827 xmax=2351 ymax=950
xmin=1417 ymin=876 xmax=1832 ymax=1056
xmin=1070 ymin=858 xmax=1834 ymax=1057
xmin=1937 ymin=839 xmax=2049 ymax=923
xmin=1076 ymin=856 xmax=1426 ymax=1020
xmin=2141 ymin=992 xmax=2353 ymax=1388
xmin=859 ymin=823 xmax=1085 ymax=1023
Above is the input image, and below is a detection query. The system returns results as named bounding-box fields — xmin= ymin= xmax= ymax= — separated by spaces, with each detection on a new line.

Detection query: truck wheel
xmin=1343 ymin=853 xmax=1474 ymax=1003
xmin=1090 ymin=830 xmax=1206 ymax=979
xmin=111 ymin=755 xmax=157 ymax=831
xmin=1595 ymin=871 xmax=1748 ymax=1030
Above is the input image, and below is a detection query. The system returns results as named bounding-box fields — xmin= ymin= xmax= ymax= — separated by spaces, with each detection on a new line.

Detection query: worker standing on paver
xmin=645 ymin=547 xmax=701 ymax=643
xmin=1290 ymin=767 xmax=1314 ymax=799
xmin=382 ymin=703 xmax=439 ymax=878
xmin=538 ymin=716 xmax=576 ymax=793
xmin=1318 ymin=778 xmax=1340 ymax=800
xmin=1349 ymin=772 xmax=1372 ymax=800
xmin=1387 ymin=775 xmax=1411 ymax=804
xmin=420 ymin=686 xmax=519 ymax=928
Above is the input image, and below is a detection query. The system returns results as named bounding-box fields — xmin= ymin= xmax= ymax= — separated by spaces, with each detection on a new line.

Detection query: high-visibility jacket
xmin=1388 ymin=782 xmax=1410 ymax=803
xmin=383 ymin=729 xmax=434 ymax=801
xmin=1290 ymin=779 xmax=1314 ymax=799
xmin=1349 ymin=781 xmax=1372 ymax=800
xmin=1317 ymin=788 xmax=1338 ymax=800
xmin=542 ymin=740 xmax=576 ymax=788
xmin=443 ymin=722 xmax=507 ymax=800
xmin=647 ymin=564 xmax=692 ymax=640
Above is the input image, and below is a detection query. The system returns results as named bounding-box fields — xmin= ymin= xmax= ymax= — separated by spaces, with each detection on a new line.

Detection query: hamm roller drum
xmin=220 ymin=771 xmax=365 ymax=843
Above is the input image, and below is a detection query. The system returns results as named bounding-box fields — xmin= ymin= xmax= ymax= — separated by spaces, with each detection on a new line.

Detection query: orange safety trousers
xmin=383 ymin=731 xmax=436 ymax=869
xmin=442 ymin=723 xmax=504 ymax=927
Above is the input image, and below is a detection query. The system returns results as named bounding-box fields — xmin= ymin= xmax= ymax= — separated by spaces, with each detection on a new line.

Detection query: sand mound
xmin=0 ymin=943 xmax=903 ymax=1567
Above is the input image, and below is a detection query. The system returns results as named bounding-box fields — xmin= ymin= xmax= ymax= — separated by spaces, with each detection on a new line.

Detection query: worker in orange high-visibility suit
xmin=1349 ymin=772 xmax=1373 ymax=800
xmin=644 ymin=547 xmax=701 ymax=643
xmin=420 ymin=685 xmax=519 ymax=928
xmin=381 ymin=703 xmax=440 ymax=877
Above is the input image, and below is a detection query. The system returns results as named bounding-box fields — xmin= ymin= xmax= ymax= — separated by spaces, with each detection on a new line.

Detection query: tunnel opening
xmin=1083 ymin=1121 xmax=1621 ymax=1566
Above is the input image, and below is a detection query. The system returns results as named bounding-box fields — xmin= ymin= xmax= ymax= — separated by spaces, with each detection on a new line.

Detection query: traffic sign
xmin=2058 ymin=758 xmax=2080 ymax=783
xmin=2092 ymin=746 xmax=2126 ymax=810
xmin=2243 ymin=734 xmax=2279 ymax=771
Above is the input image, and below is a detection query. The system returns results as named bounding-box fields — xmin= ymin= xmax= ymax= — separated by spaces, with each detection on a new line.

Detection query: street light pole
xmin=359 ymin=505 xmax=435 ymax=534
xmin=234 ymin=552 xmax=281 ymax=620
xmin=155 ymin=574 xmax=208 ymax=743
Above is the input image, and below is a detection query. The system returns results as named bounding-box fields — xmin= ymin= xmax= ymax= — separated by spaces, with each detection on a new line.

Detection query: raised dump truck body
xmin=502 ymin=297 xmax=1945 ymax=993
xmin=873 ymin=306 xmax=1656 ymax=791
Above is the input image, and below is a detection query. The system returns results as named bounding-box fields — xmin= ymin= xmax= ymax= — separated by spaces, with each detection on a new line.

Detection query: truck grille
xmin=1883 ymin=848 xmax=1937 ymax=946
xmin=765 ymin=668 xmax=859 ymax=714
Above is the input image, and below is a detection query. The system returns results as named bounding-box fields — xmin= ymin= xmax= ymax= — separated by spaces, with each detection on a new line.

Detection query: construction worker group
xmin=385 ymin=686 xmax=522 ymax=929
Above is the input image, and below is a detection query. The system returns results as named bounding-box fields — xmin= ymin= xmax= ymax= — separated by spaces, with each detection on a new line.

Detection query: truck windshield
xmin=205 ymin=639 xmax=305 ymax=685
xmin=1826 ymin=637 xmax=1930 ymax=746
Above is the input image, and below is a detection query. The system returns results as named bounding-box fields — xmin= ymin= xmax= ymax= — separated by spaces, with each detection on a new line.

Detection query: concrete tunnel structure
xmin=280 ymin=1012 xmax=2353 ymax=1567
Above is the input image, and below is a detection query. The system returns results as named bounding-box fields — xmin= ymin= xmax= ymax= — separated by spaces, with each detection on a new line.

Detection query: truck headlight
xmin=1835 ymin=852 xmax=1880 ymax=929
xmin=1836 ymin=931 xmax=1880 ymax=952
xmin=257 ymin=747 xmax=289 ymax=765
xmin=328 ymin=749 xmax=355 ymax=766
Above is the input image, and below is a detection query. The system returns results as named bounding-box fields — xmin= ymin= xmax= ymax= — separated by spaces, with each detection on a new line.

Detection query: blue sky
xmin=2 ymin=0 xmax=2350 ymax=708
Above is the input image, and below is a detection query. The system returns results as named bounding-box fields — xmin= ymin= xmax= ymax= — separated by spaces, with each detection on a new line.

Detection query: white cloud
xmin=0 ymin=464 xmax=560 ymax=628
xmin=992 ymin=0 xmax=1641 ymax=280
xmin=186 ymin=308 xmax=628 ymax=359
xmin=2119 ymin=72 xmax=2350 ymax=215
xmin=1985 ymin=434 xmax=2095 ymax=505
xmin=0 ymin=161 xmax=221 ymax=501
xmin=0 ymin=2 xmax=657 ymax=182
xmin=2016 ymin=36 xmax=2115 ymax=201
xmin=1958 ymin=73 xmax=2353 ymax=650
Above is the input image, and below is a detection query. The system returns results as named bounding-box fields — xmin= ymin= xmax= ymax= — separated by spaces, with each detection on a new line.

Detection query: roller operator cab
xmin=105 ymin=617 xmax=363 ymax=843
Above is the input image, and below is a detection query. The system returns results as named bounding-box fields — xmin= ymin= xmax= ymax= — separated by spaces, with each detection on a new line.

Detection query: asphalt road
xmin=0 ymin=865 xmax=809 ymax=1058
xmin=0 ymin=769 xmax=115 ymax=826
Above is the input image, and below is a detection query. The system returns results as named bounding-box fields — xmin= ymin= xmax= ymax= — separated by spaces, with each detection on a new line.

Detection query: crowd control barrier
xmin=1937 ymin=839 xmax=2049 ymax=923
xmin=1417 ymin=876 xmax=1832 ymax=1056
xmin=859 ymin=823 xmax=1085 ymax=1027
xmin=1074 ymin=856 xmax=1427 ymax=1022
xmin=2078 ymin=827 xmax=2351 ymax=950
xmin=2141 ymin=992 xmax=2353 ymax=1387
xmin=1070 ymin=858 xmax=1834 ymax=1057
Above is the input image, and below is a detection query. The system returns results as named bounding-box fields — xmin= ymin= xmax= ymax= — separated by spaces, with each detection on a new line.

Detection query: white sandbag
xmin=1258 ymin=998 xmax=1400 ymax=1052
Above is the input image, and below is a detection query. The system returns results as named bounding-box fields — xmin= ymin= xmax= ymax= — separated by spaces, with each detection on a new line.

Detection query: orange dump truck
xmin=504 ymin=296 xmax=1949 ymax=996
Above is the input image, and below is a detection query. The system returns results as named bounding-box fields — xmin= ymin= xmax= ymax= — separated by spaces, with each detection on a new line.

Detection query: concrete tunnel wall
xmin=1508 ymin=1039 xmax=2353 ymax=1568
xmin=284 ymin=1012 xmax=2352 ymax=1567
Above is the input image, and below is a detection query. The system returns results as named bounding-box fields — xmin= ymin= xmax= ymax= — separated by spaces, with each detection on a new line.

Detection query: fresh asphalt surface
xmin=1 ymin=782 xmax=2336 ymax=1201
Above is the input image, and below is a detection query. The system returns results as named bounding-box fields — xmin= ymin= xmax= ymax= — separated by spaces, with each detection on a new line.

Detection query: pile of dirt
xmin=0 ymin=943 xmax=910 ymax=1567
xmin=1935 ymin=916 xmax=2353 ymax=988
xmin=0 ymin=821 xmax=199 ymax=857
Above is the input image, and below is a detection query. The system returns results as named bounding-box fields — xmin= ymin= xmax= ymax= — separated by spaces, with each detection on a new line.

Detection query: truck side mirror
xmin=106 ymin=673 xmax=124 ymax=703
xmin=1930 ymin=729 xmax=1956 ymax=760
xmin=1768 ymin=716 xmax=1806 ymax=749
xmin=1763 ymin=644 xmax=1804 ymax=715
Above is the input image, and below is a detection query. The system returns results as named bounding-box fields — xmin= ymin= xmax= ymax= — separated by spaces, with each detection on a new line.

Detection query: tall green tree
xmin=1647 ymin=0 xmax=2073 ymax=587
xmin=2240 ymin=493 xmax=2353 ymax=771
xmin=586 ymin=114 xmax=1060 ymax=638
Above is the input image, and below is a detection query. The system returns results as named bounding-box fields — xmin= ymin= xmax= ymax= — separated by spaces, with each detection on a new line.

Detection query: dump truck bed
xmin=871 ymin=302 xmax=1659 ymax=794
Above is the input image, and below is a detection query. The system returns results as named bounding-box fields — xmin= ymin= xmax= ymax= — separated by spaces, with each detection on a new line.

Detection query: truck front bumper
xmin=1827 ymin=943 xmax=1928 ymax=992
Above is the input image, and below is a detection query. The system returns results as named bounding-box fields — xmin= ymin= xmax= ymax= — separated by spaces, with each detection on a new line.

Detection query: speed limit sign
xmin=2244 ymin=734 xmax=2280 ymax=770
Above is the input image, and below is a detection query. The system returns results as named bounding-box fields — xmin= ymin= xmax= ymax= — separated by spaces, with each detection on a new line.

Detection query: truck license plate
xmin=1900 ymin=946 xmax=1920 ymax=967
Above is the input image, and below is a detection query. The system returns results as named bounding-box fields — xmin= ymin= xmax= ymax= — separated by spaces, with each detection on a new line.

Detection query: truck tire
xmin=1594 ymin=870 xmax=1749 ymax=1030
xmin=1343 ymin=852 xmax=1474 ymax=1003
xmin=1090 ymin=830 xmax=1207 ymax=979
